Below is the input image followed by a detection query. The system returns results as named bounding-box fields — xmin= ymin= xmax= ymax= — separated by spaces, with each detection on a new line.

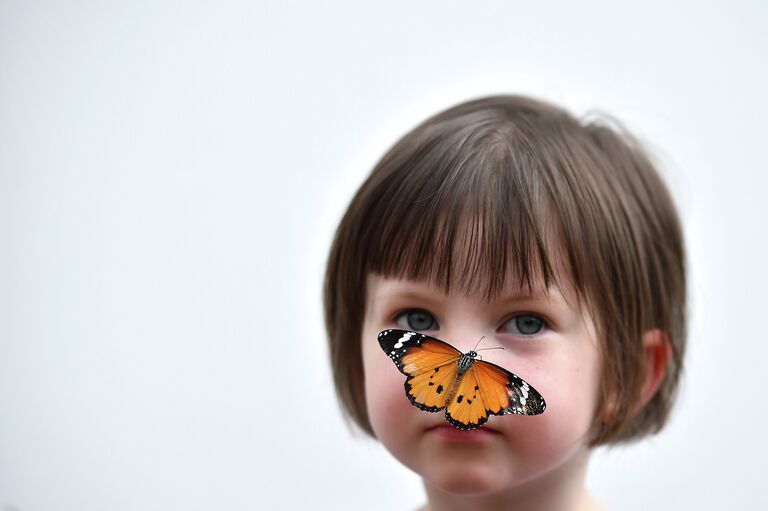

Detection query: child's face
xmin=361 ymin=273 xmax=602 ymax=495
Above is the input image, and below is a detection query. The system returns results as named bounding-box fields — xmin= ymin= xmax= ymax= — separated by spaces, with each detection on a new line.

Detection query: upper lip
xmin=424 ymin=423 xmax=500 ymax=434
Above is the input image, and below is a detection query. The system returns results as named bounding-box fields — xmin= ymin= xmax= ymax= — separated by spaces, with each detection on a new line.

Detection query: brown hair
xmin=323 ymin=95 xmax=686 ymax=445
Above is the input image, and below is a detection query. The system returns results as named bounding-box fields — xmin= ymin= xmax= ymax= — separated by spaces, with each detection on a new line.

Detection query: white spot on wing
xmin=393 ymin=331 xmax=416 ymax=349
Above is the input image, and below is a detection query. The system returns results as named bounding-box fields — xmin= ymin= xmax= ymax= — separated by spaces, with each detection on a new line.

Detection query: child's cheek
xmin=362 ymin=338 xmax=412 ymax=434
xmin=361 ymin=340 xmax=428 ymax=470
xmin=515 ymin=360 xmax=599 ymax=456
xmin=486 ymin=349 xmax=600 ymax=465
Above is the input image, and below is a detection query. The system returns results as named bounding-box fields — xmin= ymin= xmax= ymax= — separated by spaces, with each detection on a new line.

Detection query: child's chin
xmin=424 ymin=462 xmax=512 ymax=496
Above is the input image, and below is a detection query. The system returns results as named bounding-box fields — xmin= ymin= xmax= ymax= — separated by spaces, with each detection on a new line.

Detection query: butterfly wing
xmin=444 ymin=360 xmax=546 ymax=429
xmin=473 ymin=359 xmax=546 ymax=416
xmin=444 ymin=366 xmax=490 ymax=429
xmin=378 ymin=329 xmax=546 ymax=426
xmin=378 ymin=329 xmax=462 ymax=412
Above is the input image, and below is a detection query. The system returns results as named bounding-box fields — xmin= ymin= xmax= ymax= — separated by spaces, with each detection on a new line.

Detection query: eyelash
xmin=391 ymin=308 xmax=551 ymax=337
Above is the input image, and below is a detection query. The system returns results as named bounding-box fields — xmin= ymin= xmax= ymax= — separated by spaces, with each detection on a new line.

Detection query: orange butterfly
xmin=378 ymin=329 xmax=546 ymax=429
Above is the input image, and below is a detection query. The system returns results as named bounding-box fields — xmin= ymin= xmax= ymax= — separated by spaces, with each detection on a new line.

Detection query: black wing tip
xmin=532 ymin=391 xmax=547 ymax=414
xmin=378 ymin=329 xmax=419 ymax=348
xmin=377 ymin=329 xmax=392 ymax=348
xmin=502 ymin=391 xmax=547 ymax=416
xmin=526 ymin=386 xmax=547 ymax=416
xmin=378 ymin=328 xmax=411 ymax=339
xmin=378 ymin=329 xmax=399 ymax=354
xmin=524 ymin=399 xmax=547 ymax=416
xmin=501 ymin=372 xmax=547 ymax=416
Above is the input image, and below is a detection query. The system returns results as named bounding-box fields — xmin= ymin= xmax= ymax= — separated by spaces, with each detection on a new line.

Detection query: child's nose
xmin=441 ymin=326 xmax=489 ymax=352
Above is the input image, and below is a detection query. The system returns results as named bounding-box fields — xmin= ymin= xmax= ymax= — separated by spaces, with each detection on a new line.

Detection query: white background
xmin=1 ymin=1 xmax=766 ymax=510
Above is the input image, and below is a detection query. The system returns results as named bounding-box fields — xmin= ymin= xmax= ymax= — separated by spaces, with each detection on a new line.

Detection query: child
xmin=323 ymin=95 xmax=686 ymax=510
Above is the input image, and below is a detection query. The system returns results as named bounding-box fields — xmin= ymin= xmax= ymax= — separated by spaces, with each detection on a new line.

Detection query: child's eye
xmin=394 ymin=309 xmax=438 ymax=331
xmin=501 ymin=314 xmax=547 ymax=336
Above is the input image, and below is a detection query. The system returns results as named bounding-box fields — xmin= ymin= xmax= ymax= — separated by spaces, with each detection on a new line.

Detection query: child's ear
xmin=596 ymin=329 xmax=672 ymax=426
xmin=636 ymin=329 xmax=672 ymax=410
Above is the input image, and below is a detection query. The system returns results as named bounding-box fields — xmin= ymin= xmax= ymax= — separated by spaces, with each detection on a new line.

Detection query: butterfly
xmin=378 ymin=329 xmax=546 ymax=430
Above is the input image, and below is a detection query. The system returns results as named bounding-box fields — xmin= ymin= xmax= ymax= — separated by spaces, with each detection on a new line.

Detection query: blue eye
xmin=395 ymin=310 xmax=437 ymax=331
xmin=503 ymin=315 xmax=546 ymax=336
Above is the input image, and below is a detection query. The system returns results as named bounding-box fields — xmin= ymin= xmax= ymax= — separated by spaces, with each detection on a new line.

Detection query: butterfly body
xmin=457 ymin=351 xmax=478 ymax=374
xmin=379 ymin=329 xmax=546 ymax=430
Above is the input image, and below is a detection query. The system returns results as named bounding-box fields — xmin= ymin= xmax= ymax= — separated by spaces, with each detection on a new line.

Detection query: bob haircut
xmin=323 ymin=95 xmax=686 ymax=445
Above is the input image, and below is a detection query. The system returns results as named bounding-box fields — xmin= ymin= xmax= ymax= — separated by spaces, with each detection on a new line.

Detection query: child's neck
xmin=418 ymin=448 xmax=605 ymax=511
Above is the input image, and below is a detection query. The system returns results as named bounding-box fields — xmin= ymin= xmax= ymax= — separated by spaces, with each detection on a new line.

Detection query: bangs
xmin=361 ymin=117 xmax=574 ymax=302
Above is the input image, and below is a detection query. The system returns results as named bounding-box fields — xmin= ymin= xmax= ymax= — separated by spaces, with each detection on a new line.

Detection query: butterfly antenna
xmin=472 ymin=335 xmax=486 ymax=351
xmin=476 ymin=344 xmax=504 ymax=361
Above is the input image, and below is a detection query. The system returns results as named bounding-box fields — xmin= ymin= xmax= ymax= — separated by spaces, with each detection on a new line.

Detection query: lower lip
xmin=427 ymin=425 xmax=499 ymax=442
